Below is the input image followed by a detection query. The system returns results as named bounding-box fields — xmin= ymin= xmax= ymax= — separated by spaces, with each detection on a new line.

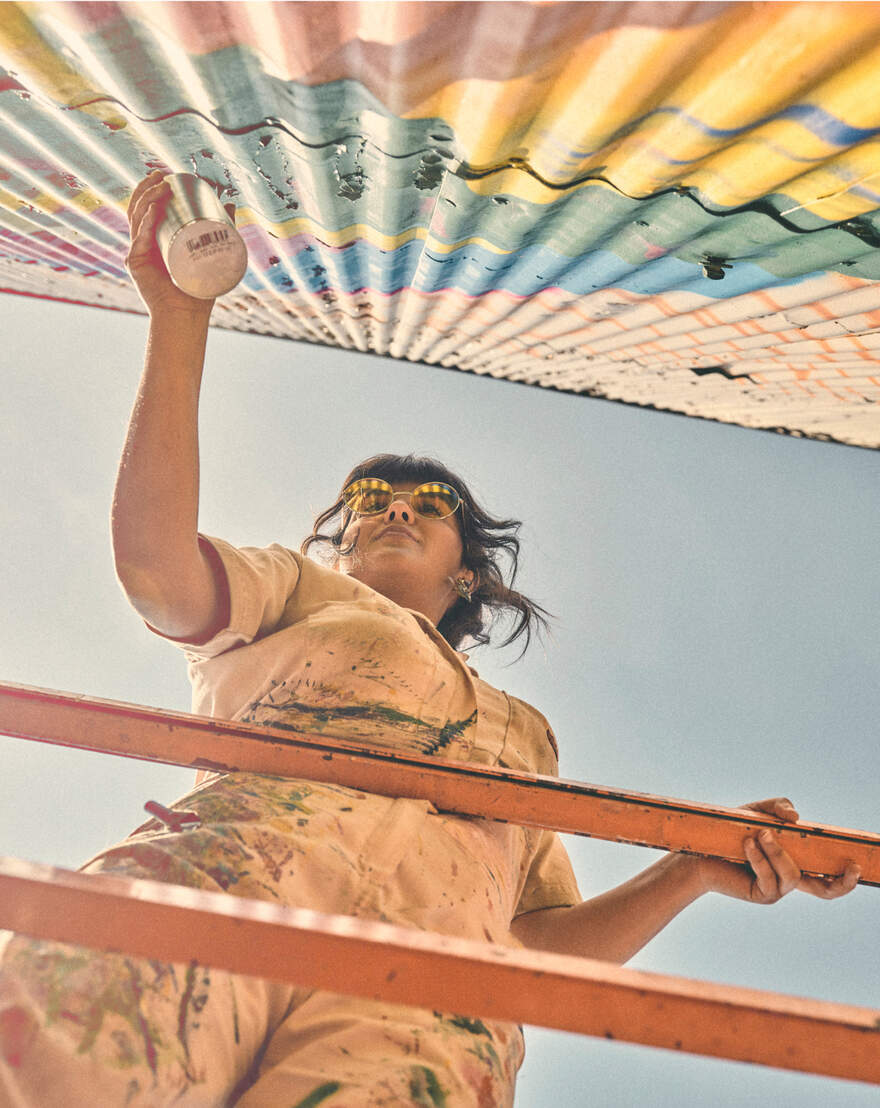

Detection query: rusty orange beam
xmin=1 ymin=857 xmax=878 ymax=1085
xmin=1 ymin=681 xmax=878 ymax=885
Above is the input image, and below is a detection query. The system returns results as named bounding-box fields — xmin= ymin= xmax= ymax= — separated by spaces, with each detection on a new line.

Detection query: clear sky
xmin=1 ymin=292 xmax=878 ymax=1105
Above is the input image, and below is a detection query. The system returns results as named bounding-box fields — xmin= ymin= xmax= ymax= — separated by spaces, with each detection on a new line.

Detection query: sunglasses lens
xmin=412 ymin=483 xmax=460 ymax=518
xmin=342 ymin=478 xmax=461 ymax=519
xmin=342 ymin=478 xmax=392 ymax=515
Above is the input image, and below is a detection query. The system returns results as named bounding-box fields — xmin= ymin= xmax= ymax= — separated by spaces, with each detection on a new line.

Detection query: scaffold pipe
xmin=0 ymin=857 xmax=878 ymax=1085
xmin=1 ymin=681 xmax=877 ymax=884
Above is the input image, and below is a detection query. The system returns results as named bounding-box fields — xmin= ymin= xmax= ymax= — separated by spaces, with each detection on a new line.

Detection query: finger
xmin=754 ymin=829 xmax=801 ymax=896
xmin=124 ymin=204 xmax=170 ymax=280
xmin=127 ymin=173 xmax=168 ymax=232
xmin=127 ymin=180 xmax=172 ymax=264
xmin=777 ymin=797 xmax=798 ymax=821
xmin=743 ymin=797 xmax=800 ymax=822
xmin=744 ymin=835 xmax=781 ymax=903
xmin=127 ymin=169 xmax=167 ymax=220
xmin=127 ymin=173 xmax=171 ymax=240
xmin=799 ymin=863 xmax=861 ymax=900
xmin=773 ymin=797 xmax=799 ymax=822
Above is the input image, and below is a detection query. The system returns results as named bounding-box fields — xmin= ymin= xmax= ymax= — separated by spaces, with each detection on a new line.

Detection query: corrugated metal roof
xmin=1 ymin=0 xmax=879 ymax=447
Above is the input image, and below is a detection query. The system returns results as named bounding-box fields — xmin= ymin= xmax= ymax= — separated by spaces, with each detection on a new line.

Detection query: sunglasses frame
xmin=342 ymin=477 xmax=462 ymax=520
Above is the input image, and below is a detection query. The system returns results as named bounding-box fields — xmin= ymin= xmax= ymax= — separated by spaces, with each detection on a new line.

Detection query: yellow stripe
xmin=0 ymin=2 xmax=127 ymax=128
xmin=406 ymin=4 xmax=880 ymax=212
xmin=236 ymin=211 xmax=531 ymax=257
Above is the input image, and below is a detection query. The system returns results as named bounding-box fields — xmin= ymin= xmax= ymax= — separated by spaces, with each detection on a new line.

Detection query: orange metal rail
xmin=2 ymin=857 xmax=879 ymax=1085
xmin=2 ymin=680 xmax=878 ymax=1085
xmin=1 ymin=681 xmax=878 ymax=883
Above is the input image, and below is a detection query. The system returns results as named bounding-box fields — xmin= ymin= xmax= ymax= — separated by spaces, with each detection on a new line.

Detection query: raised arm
xmin=112 ymin=171 xmax=229 ymax=642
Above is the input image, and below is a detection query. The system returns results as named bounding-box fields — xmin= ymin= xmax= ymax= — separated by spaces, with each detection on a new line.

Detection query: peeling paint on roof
xmin=0 ymin=1 xmax=879 ymax=447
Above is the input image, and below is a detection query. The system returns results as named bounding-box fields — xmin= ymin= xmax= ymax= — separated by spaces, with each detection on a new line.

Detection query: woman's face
xmin=337 ymin=481 xmax=471 ymax=624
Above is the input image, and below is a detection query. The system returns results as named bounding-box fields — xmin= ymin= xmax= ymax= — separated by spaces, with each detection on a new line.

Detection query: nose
xmin=383 ymin=493 xmax=414 ymax=524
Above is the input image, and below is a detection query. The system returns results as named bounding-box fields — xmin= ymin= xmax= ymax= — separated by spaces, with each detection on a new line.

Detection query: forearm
xmin=112 ymin=308 xmax=213 ymax=625
xmin=512 ymin=853 xmax=707 ymax=964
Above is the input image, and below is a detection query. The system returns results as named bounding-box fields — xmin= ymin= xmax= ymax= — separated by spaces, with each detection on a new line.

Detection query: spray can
xmin=156 ymin=173 xmax=249 ymax=300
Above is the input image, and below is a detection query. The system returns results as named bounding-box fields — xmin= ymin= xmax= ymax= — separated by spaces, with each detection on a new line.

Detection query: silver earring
xmin=454 ymin=577 xmax=473 ymax=602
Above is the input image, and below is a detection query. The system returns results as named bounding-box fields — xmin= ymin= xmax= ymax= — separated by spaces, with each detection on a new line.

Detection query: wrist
xmin=148 ymin=301 xmax=213 ymax=328
xmin=143 ymin=306 xmax=212 ymax=388
xmin=662 ymin=851 xmax=712 ymax=900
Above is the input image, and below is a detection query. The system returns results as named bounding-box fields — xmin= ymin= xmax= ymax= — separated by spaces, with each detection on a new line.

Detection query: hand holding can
xmin=156 ymin=173 xmax=248 ymax=300
xmin=126 ymin=171 xmax=248 ymax=315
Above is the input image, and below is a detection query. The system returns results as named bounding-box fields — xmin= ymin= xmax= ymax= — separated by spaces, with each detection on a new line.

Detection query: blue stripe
xmin=554 ymin=105 xmax=880 ymax=165
xmin=243 ymin=239 xmax=813 ymax=300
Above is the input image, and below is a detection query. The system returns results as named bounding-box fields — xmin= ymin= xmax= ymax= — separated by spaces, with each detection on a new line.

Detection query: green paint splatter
xmin=231 ymin=980 xmax=240 ymax=1045
xmin=447 ymin=1014 xmax=491 ymax=1037
xmin=467 ymin=1036 xmax=502 ymax=1073
xmin=280 ymin=787 xmax=315 ymax=814
xmin=204 ymin=862 xmax=242 ymax=890
xmin=5 ymin=943 xmax=201 ymax=1079
xmin=292 ymin=1081 xmax=342 ymax=1108
xmin=176 ymin=963 xmax=197 ymax=1060
xmin=409 ymin=1065 xmax=448 ymax=1107
xmin=243 ymin=699 xmax=476 ymax=756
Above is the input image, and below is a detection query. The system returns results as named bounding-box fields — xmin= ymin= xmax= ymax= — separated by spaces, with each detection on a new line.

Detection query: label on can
xmin=166 ymin=217 xmax=248 ymax=300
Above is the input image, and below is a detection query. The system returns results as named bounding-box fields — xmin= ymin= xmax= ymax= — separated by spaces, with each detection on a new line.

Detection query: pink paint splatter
xmin=0 ymin=1005 xmax=38 ymax=1068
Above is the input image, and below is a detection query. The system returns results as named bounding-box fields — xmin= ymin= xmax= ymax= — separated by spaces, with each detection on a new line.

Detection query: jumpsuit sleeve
xmin=144 ymin=534 xmax=303 ymax=661
xmin=513 ymin=829 xmax=581 ymax=918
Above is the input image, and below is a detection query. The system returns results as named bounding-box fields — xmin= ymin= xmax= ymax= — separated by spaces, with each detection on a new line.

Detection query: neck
xmin=346 ymin=567 xmax=452 ymax=626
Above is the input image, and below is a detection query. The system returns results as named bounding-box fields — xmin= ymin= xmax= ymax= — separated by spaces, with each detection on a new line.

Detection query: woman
xmin=0 ymin=172 xmax=860 ymax=1108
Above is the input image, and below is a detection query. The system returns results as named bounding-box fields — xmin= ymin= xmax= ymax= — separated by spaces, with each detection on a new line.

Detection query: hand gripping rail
xmin=1 ymin=681 xmax=878 ymax=1084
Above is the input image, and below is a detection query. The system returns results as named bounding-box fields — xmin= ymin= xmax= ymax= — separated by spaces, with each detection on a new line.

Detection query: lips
xmin=374 ymin=525 xmax=418 ymax=544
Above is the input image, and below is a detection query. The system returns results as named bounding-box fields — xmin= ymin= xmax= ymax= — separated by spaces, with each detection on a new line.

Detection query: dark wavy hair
xmin=301 ymin=454 xmax=550 ymax=654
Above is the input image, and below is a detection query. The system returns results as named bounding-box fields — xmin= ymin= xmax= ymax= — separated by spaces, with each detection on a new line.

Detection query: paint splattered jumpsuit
xmin=0 ymin=537 xmax=581 ymax=1107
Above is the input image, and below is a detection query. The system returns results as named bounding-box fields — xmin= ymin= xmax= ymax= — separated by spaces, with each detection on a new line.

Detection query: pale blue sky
xmin=1 ymin=293 xmax=878 ymax=1105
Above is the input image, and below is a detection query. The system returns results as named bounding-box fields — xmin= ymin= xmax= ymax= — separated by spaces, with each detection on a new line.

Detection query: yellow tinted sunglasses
xmin=342 ymin=478 xmax=461 ymax=520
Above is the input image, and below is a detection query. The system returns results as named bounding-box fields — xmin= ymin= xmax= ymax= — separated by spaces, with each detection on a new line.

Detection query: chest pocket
xmin=467 ymin=679 xmax=511 ymax=766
